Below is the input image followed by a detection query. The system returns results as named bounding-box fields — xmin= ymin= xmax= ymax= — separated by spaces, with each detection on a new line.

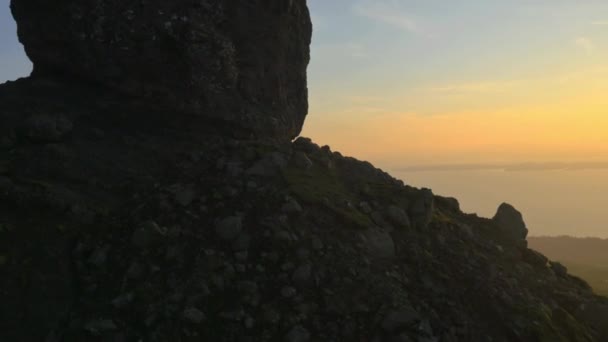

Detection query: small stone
xmin=183 ymin=307 xmax=206 ymax=324
xmin=88 ymin=246 xmax=109 ymax=267
xmin=232 ymin=233 xmax=251 ymax=251
xmin=84 ymin=319 xmax=118 ymax=335
xmin=237 ymin=281 xmax=259 ymax=294
xmin=382 ymin=307 xmax=420 ymax=333
xmin=551 ymin=262 xmax=568 ymax=277
xmin=246 ymin=153 xmax=288 ymax=177
xmin=359 ymin=201 xmax=373 ymax=214
xmin=215 ymin=216 xmax=243 ymax=241
xmin=23 ymin=114 xmax=73 ymax=142
xmin=112 ymin=293 xmax=134 ymax=309
xmin=293 ymin=137 xmax=318 ymax=153
xmin=371 ymin=211 xmax=392 ymax=230
xmin=285 ymin=325 xmax=311 ymax=342
xmin=245 ymin=316 xmax=255 ymax=329
xmin=167 ymin=184 xmax=197 ymax=207
xmin=263 ymin=308 xmax=281 ymax=324
xmin=386 ymin=205 xmax=411 ymax=228
xmin=361 ymin=228 xmax=395 ymax=258
xmin=281 ymin=286 xmax=297 ymax=298
xmin=282 ymin=262 xmax=296 ymax=271
xmin=311 ymin=237 xmax=324 ymax=250
xmin=235 ymin=251 xmax=249 ymax=261
xmin=295 ymin=248 xmax=311 ymax=260
xmin=292 ymin=151 xmax=313 ymax=170
xmin=409 ymin=189 xmax=435 ymax=229
xmin=282 ymin=198 xmax=303 ymax=215
xmin=292 ymin=264 xmax=312 ymax=287
xmin=522 ymin=248 xmax=549 ymax=269
xmin=126 ymin=261 xmax=145 ymax=279
xmin=132 ymin=221 xmax=166 ymax=249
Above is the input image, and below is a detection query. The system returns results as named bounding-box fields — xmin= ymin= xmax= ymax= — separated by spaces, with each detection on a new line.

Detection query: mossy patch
xmin=517 ymin=304 xmax=593 ymax=342
xmin=432 ymin=209 xmax=456 ymax=225
xmin=282 ymin=163 xmax=373 ymax=229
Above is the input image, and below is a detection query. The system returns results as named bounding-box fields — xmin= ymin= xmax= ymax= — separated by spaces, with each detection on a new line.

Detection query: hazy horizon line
xmin=528 ymin=235 xmax=608 ymax=241
xmin=396 ymin=161 xmax=608 ymax=172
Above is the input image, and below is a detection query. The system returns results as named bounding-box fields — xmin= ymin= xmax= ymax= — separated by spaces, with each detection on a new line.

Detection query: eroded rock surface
xmin=2 ymin=1 xmax=608 ymax=341
xmin=493 ymin=202 xmax=529 ymax=242
xmin=10 ymin=0 xmax=312 ymax=139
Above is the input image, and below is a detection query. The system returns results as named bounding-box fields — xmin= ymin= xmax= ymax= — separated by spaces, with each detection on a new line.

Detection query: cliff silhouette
xmin=1 ymin=1 xmax=607 ymax=341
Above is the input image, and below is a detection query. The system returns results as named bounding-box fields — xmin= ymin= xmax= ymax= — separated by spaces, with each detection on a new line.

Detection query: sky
xmin=0 ymin=2 xmax=31 ymax=82
xmin=305 ymin=0 xmax=608 ymax=167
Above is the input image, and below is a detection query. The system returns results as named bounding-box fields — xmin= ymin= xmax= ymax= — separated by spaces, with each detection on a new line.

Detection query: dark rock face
xmin=3 ymin=1 xmax=608 ymax=341
xmin=10 ymin=0 xmax=312 ymax=140
xmin=0 ymin=77 xmax=606 ymax=340
xmin=492 ymin=202 xmax=529 ymax=241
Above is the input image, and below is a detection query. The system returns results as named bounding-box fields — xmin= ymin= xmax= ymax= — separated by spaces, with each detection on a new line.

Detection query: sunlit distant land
xmin=397 ymin=161 xmax=608 ymax=172
xmin=529 ymin=236 xmax=608 ymax=296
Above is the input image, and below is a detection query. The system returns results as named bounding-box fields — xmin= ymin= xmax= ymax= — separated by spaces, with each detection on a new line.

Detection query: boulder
xmin=10 ymin=0 xmax=312 ymax=140
xmin=522 ymin=248 xmax=549 ymax=269
xmin=386 ymin=205 xmax=411 ymax=229
xmin=550 ymin=262 xmax=568 ymax=278
xmin=381 ymin=307 xmax=420 ymax=333
xmin=132 ymin=221 xmax=167 ymax=249
xmin=215 ymin=216 xmax=243 ymax=241
xmin=492 ymin=203 xmax=528 ymax=241
xmin=409 ymin=189 xmax=434 ymax=229
xmin=360 ymin=228 xmax=396 ymax=259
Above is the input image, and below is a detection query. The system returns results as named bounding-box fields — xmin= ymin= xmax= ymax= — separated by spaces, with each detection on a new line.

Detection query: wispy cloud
xmin=353 ymin=1 xmax=422 ymax=34
xmin=575 ymin=37 xmax=595 ymax=55
xmin=310 ymin=11 xmax=325 ymax=31
xmin=397 ymin=161 xmax=608 ymax=172
xmin=426 ymin=80 xmax=522 ymax=94
xmin=343 ymin=95 xmax=387 ymax=104
xmin=591 ymin=20 xmax=608 ymax=26
xmin=314 ymin=42 xmax=369 ymax=59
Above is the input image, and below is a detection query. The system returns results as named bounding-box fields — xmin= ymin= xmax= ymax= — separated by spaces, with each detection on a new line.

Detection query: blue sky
xmin=306 ymin=0 xmax=608 ymax=112
xmin=0 ymin=1 xmax=31 ymax=81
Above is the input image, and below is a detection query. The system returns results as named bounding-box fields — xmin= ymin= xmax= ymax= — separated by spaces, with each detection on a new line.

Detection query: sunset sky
xmin=1 ymin=1 xmax=608 ymax=167
xmin=305 ymin=0 xmax=608 ymax=167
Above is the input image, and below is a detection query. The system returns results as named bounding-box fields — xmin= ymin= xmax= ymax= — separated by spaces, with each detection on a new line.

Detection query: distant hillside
xmin=529 ymin=236 xmax=608 ymax=296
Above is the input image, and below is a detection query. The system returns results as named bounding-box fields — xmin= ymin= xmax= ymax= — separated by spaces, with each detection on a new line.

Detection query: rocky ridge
xmin=2 ymin=0 xmax=608 ymax=341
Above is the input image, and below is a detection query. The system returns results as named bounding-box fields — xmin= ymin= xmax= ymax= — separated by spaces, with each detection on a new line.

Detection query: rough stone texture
xmin=492 ymin=202 xmax=529 ymax=241
xmin=3 ymin=1 xmax=608 ymax=341
xmin=10 ymin=0 xmax=312 ymax=140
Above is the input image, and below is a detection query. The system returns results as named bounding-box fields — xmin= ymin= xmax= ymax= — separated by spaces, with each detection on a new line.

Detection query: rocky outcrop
xmin=2 ymin=1 xmax=607 ymax=341
xmin=10 ymin=0 xmax=312 ymax=140
xmin=493 ymin=202 xmax=529 ymax=242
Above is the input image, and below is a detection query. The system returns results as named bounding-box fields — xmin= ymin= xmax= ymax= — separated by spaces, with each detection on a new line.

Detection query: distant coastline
xmin=397 ymin=161 xmax=608 ymax=172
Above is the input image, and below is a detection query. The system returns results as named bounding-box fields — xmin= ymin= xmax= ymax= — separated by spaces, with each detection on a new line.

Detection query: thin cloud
xmin=575 ymin=37 xmax=595 ymax=55
xmin=314 ymin=42 xmax=369 ymax=59
xmin=591 ymin=21 xmax=608 ymax=26
xmin=353 ymin=1 xmax=421 ymax=34
xmin=397 ymin=161 xmax=608 ymax=172
xmin=310 ymin=11 xmax=325 ymax=31
xmin=426 ymin=80 xmax=522 ymax=94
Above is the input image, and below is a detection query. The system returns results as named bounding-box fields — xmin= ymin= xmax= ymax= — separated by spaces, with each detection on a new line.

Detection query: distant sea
xmin=392 ymin=164 xmax=608 ymax=238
